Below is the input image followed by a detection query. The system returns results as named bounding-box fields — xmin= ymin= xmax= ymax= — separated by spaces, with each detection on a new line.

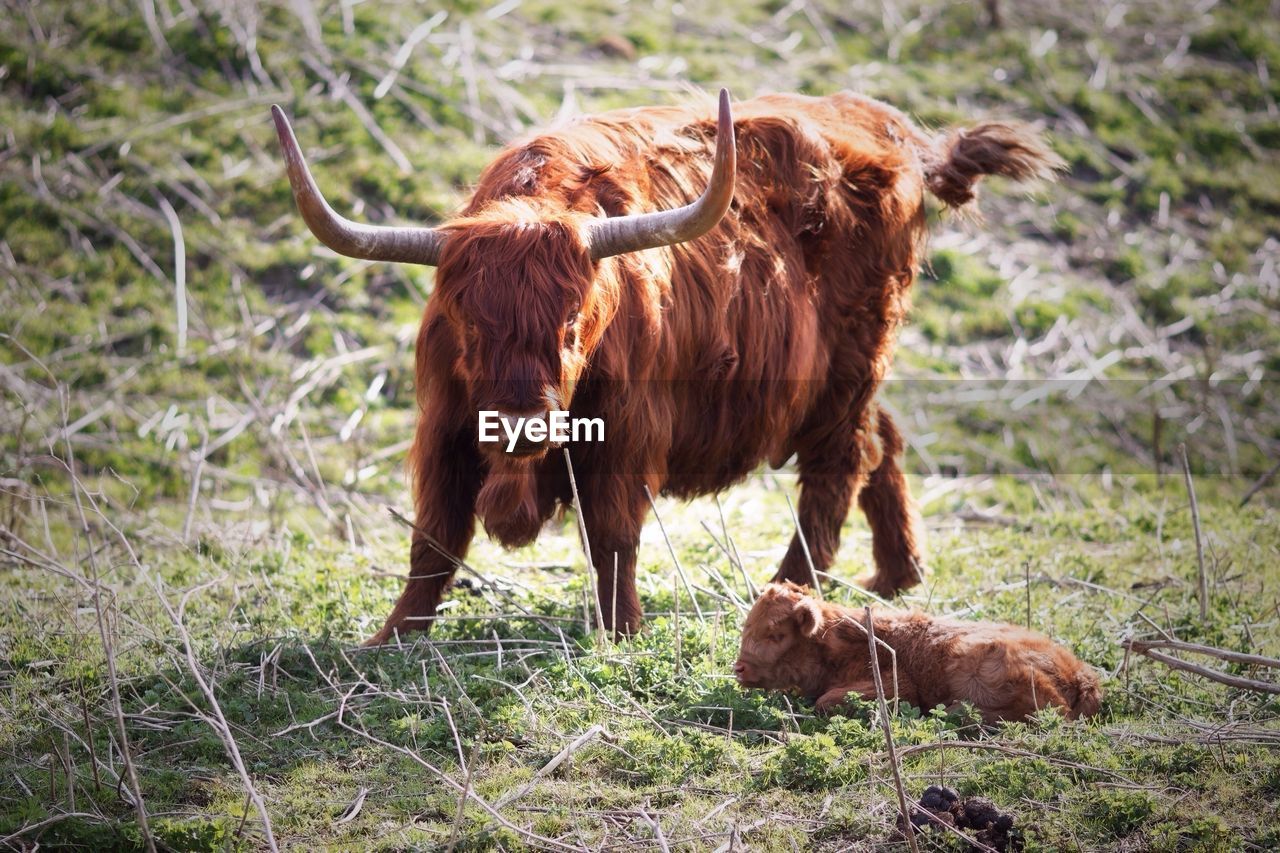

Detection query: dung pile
xmin=900 ymin=785 xmax=1022 ymax=851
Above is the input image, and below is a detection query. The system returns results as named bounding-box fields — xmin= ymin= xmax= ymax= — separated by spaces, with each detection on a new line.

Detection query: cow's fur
xmin=734 ymin=582 xmax=1102 ymax=722
xmin=370 ymin=92 xmax=1062 ymax=644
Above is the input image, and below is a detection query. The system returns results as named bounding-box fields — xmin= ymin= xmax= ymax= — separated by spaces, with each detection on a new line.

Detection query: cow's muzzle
xmin=496 ymin=410 xmax=554 ymax=458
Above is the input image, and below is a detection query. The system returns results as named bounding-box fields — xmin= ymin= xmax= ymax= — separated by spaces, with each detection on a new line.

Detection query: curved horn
xmin=586 ymin=88 xmax=736 ymax=261
xmin=271 ymin=105 xmax=443 ymax=266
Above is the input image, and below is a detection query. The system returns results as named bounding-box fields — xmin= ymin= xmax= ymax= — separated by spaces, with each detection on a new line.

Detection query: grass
xmin=2 ymin=0 xmax=1279 ymax=849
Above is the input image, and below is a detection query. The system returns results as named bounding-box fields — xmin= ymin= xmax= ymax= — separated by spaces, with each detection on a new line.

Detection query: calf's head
xmin=271 ymin=91 xmax=736 ymax=459
xmin=734 ymin=582 xmax=826 ymax=689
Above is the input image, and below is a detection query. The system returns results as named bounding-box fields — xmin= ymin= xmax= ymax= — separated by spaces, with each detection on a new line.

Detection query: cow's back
xmin=474 ymin=93 xmax=931 ymax=494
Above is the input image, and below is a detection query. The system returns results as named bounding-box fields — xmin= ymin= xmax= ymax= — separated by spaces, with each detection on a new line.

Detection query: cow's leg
xmin=857 ymin=410 xmax=925 ymax=597
xmin=366 ymin=426 xmax=480 ymax=646
xmin=577 ymin=475 xmax=649 ymax=636
xmin=773 ymin=414 xmax=874 ymax=588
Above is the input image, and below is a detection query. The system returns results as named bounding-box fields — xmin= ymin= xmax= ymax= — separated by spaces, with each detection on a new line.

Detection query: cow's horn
xmin=586 ymin=88 xmax=736 ymax=261
xmin=271 ymin=105 xmax=444 ymax=266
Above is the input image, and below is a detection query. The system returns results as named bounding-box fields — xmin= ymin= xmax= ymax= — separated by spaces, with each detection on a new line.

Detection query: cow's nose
xmin=496 ymin=410 xmax=552 ymax=457
xmin=733 ymin=661 xmax=746 ymax=675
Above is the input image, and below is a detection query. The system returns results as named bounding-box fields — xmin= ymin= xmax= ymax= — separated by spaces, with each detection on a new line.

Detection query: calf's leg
xmin=815 ymin=681 xmax=877 ymax=715
xmin=815 ymin=671 xmax=919 ymax=714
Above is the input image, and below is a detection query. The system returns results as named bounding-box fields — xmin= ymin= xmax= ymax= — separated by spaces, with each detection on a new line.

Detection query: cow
xmin=270 ymin=89 xmax=1063 ymax=644
xmin=734 ymin=582 xmax=1102 ymax=722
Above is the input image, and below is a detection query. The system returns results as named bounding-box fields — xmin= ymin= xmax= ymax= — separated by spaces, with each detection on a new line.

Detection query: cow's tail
xmin=924 ymin=122 xmax=1065 ymax=208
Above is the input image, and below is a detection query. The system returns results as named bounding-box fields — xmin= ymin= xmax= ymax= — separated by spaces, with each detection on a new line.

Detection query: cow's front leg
xmin=577 ymin=474 xmax=651 ymax=636
xmin=366 ymin=426 xmax=481 ymax=646
xmin=773 ymin=416 xmax=874 ymax=589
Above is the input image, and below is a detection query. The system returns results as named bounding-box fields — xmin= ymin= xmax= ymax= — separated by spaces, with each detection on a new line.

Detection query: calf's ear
xmin=792 ymin=598 xmax=823 ymax=637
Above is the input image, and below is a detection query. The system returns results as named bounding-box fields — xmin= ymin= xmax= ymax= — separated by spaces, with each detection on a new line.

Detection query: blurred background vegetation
xmin=2 ymin=0 xmax=1279 ymax=849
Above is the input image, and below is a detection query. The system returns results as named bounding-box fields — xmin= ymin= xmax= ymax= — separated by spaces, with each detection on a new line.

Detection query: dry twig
xmin=864 ymin=606 xmax=918 ymax=853
xmin=644 ymin=485 xmax=705 ymax=622
xmin=1126 ymin=639 xmax=1280 ymax=694
xmin=1179 ymin=443 xmax=1208 ymax=620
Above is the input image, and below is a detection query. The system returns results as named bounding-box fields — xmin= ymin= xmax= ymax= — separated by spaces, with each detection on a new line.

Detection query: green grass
xmin=2 ymin=0 xmax=1279 ymax=848
xmin=3 ymin=477 xmax=1277 ymax=849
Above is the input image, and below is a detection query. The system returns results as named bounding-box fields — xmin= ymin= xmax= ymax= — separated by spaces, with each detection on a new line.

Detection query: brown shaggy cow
xmin=271 ymin=90 xmax=1063 ymax=644
xmin=734 ymin=582 xmax=1102 ymax=722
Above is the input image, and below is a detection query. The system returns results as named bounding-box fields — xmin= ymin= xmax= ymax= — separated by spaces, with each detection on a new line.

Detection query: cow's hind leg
xmin=857 ymin=409 xmax=925 ymax=597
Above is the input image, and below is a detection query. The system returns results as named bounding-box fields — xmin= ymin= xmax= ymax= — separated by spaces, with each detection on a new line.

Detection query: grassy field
xmin=3 ymin=0 xmax=1279 ymax=849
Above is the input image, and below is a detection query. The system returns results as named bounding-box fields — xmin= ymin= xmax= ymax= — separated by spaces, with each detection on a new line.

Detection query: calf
xmin=734 ymin=582 xmax=1101 ymax=722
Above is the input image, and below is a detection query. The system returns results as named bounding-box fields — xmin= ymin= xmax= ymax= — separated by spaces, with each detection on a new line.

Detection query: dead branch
xmin=1126 ymin=641 xmax=1280 ymax=695
xmin=1127 ymin=638 xmax=1280 ymax=670
xmin=864 ymin=606 xmax=918 ymax=853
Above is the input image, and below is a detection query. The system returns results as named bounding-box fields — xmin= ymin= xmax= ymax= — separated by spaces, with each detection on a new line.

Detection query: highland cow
xmin=734 ymin=582 xmax=1102 ymax=722
xmin=271 ymin=90 xmax=1062 ymax=644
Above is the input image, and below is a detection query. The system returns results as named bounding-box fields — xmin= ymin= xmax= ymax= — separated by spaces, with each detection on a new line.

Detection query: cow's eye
xmin=564 ymin=307 xmax=579 ymax=328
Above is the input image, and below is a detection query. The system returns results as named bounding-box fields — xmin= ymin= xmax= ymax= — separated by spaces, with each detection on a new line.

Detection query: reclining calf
xmin=733 ymin=582 xmax=1102 ymax=723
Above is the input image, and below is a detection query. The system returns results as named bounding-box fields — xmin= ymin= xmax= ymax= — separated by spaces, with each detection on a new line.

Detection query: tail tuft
xmin=926 ymin=122 xmax=1065 ymax=208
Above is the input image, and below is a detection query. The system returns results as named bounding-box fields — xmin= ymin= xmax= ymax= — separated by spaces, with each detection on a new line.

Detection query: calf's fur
xmin=734 ymin=582 xmax=1102 ymax=723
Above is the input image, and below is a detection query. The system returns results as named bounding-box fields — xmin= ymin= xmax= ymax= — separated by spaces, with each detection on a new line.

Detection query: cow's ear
xmin=792 ymin=598 xmax=823 ymax=637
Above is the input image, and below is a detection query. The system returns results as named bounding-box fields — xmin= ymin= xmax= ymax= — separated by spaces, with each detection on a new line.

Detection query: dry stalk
xmin=1126 ymin=642 xmax=1280 ymax=695
xmin=784 ymin=492 xmax=823 ymax=598
xmin=493 ymin=725 xmax=610 ymax=809
xmin=55 ymin=381 xmax=156 ymax=853
xmin=445 ymin=738 xmax=482 ymax=853
xmin=78 ymin=680 xmax=102 ymax=792
xmin=334 ymin=786 xmax=367 ymax=826
xmin=896 ymin=740 xmax=1137 ymax=785
xmin=1178 ymin=443 xmax=1208 ymax=620
xmin=1024 ymin=560 xmax=1032 ymax=629
xmin=1127 ymin=637 xmax=1280 ymax=669
xmin=0 ymin=813 xmax=110 ymax=848
xmin=1240 ymin=458 xmax=1280 ymax=507
xmin=813 ymin=569 xmax=890 ymax=606
xmin=163 ymin=579 xmax=279 ymax=851
xmin=838 ymin=613 xmax=900 ymax=714
xmin=864 ymin=606 xmax=918 ymax=853
xmin=386 ymin=507 xmax=564 ymax=636
xmin=155 ymin=193 xmax=187 ymax=356
xmin=673 ymin=571 xmax=682 ymax=674
xmin=643 ymin=484 xmax=705 ymax=621
xmin=182 ymin=426 xmax=208 ymax=543
xmin=374 ymin=11 xmax=449 ymax=99
xmin=563 ymin=449 xmax=605 ymax=641
xmin=331 ymin=684 xmax=584 ymax=851
xmin=714 ymin=494 xmax=756 ymax=600
xmin=638 ymin=807 xmax=672 ymax=853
